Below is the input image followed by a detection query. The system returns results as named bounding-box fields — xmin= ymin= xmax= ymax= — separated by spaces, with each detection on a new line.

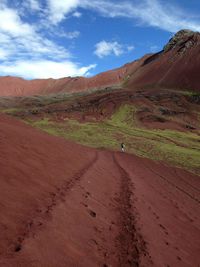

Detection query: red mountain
xmin=127 ymin=30 xmax=200 ymax=92
xmin=0 ymin=57 xmax=146 ymax=96
xmin=0 ymin=29 xmax=199 ymax=97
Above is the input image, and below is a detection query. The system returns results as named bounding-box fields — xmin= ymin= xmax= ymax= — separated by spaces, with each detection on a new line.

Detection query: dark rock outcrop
xmin=163 ymin=29 xmax=199 ymax=53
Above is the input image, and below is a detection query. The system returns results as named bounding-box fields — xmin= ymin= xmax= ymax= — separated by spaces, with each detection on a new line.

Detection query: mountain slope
xmin=127 ymin=30 xmax=200 ymax=92
xmin=0 ymin=57 xmax=146 ymax=96
xmin=0 ymin=30 xmax=200 ymax=97
xmin=0 ymin=114 xmax=199 ymax=267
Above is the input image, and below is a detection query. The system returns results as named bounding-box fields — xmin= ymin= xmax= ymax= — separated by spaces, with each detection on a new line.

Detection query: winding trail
xmin=0 ymin=114 xmax=200 ymax=267
xmin=113 ymin=154 xmax=152 ymax=267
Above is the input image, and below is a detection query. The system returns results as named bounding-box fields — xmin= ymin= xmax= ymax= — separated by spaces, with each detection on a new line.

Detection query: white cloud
xmin=0 ymin=3 xmax=96 ymax=79
xmin=65 ymin=31 xmax=80 ymax=39
xmin=94 ymin=41 xmax=123 ymax=58
xmin=47 ymin=0 xmax=80 ymax=24
xmin=45 ymin=0 xmax=200 ymax=33
xmin=26 ymin=0 xmax=41 ymax=11
xmin=73 ymin=11 xmax=82 ymax=18
xmin=0 ymin=48 xmax=9 ymax=60
xmin=0 ymin=5 xmax=70 ymax=61
xmin=1 ymin=0 xmax=199 ymax=80
xmin=94 ymin=40 xmax=134 ymax=58
xmin=0 ymin=60 xmax=97 ymax=79
xmin=127 ymin=45 xmax=135 ymax=52
xmin=0 ymin=7 xmax=34 ymax=37
xmin=134 ymin=0 xmax=200 ymax=33
xmin=83 ymin=0 xmax=200 ymax=33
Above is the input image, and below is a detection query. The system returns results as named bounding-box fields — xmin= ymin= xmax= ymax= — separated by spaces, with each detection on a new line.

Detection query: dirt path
xmin=0 ymin=150 xmax=152 ymax=267
xmin=2 ymin=150 xmax=199 ymax=267
xmin=116 ymin=153 xmax=200 ymax=267
xmin=0 ymin=151 xmax=200 ymax=267
xmin=113 ymin=154 xmax=152 ymax=267
xmin=0 ymin=115 xmax=200 ymax=267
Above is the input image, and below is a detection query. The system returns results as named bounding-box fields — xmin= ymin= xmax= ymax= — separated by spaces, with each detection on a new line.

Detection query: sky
xmin=0 ymin=0 xmax=200 ymax=79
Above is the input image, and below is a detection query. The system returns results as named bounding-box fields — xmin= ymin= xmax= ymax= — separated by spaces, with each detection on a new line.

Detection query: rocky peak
xmin=163 ymin=29 xmax=199 ymax=53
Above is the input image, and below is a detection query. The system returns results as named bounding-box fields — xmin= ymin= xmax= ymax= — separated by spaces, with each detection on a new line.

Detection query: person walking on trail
xmin=121 ymin=143 xmax=125 ymax=152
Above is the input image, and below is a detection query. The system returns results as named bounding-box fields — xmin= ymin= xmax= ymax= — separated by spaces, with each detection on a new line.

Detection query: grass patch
xmin=27 ymin=104 xmax=200 ymax=174
xmin=0 ymin=108 xmax=23 ymax=114
xmin=108 ymin=104 xmax=137 ymax=127
xmin=182 ymin=91 xmax=200 ymax=97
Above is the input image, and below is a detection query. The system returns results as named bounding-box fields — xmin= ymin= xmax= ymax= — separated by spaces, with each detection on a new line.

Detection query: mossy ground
xmin=0 ymin=108 xmax=23 ymax=114
xmin=27 ymin=104 xmax=200 ymax=174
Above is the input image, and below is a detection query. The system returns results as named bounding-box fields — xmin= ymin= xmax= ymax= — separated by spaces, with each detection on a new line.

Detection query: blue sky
xmin=0 ymin=0 xmax=200 ymax=79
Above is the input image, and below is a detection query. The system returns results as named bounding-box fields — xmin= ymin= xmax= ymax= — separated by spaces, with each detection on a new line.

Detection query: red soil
xmin=0 ymin=57 xmax=145 ymax=97
xmin=127 ymin=31 xmax=200 ymax=92
xmin=1 ymin=31 xmax=200 ymax=97
xmin=0 ymin=114 xmax=200 ymax=266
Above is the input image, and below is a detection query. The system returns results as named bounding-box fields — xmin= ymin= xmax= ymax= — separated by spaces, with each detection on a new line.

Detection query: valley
xmin=0 ymin=29 xmax=200 ymax=267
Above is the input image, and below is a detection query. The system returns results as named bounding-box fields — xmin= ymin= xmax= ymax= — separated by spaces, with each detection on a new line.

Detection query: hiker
xmin=121 ymin=143 xmax=125 ymax=152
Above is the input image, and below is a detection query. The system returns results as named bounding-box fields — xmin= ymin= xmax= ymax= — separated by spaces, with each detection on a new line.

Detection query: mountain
xmin=127 ymin=30 xmax=200 ymax=92
xmin=0 ymin=57 xmax=146 ymax=96
xmin=0 ymin=30 xmax=200 ymax=267
xmin=0 ymin=29 xmax=199 ymax=96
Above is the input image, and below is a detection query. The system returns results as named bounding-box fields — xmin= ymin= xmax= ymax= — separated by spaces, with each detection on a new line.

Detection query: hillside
xmin=0 ymin=114 xmax=199 ymax=266
xmin=127 ymin=30 xmax=200 ymax=92
xmin=0 ymin=30 xmax=200 ymax=97
xmin=0 ymin=29 xmax=200 ymax=266
xmin=0 ymin=57 xmax=146 ymax=96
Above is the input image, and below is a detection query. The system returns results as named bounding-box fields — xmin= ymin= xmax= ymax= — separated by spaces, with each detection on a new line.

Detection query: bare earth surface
xmin=0 ymin=114 xmax=200 ymax=267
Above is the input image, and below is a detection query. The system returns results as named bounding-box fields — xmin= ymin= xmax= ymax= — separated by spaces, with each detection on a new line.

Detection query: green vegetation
xmin=108 ymin=104 xmax=137 ymax=127
xmin=182 ymin=91 xmax=200 ymax=97
xmin=122 ymin=75 xmax=131 ymax=87
xmin=27 ymin=104 xmax=200 ymax=174
xmin=0 ymin=108 xmax=22 ymax=114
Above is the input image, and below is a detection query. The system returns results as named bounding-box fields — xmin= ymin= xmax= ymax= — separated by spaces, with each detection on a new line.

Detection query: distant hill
xmin=0 ymin=29 xmax=199 ymax=96
xmin=0 ymin=57 xmax=147 ymax=96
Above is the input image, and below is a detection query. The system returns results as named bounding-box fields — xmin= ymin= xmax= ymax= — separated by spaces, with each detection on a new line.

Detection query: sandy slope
xmin=0 ymin=114 xmax=200 ymax=266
